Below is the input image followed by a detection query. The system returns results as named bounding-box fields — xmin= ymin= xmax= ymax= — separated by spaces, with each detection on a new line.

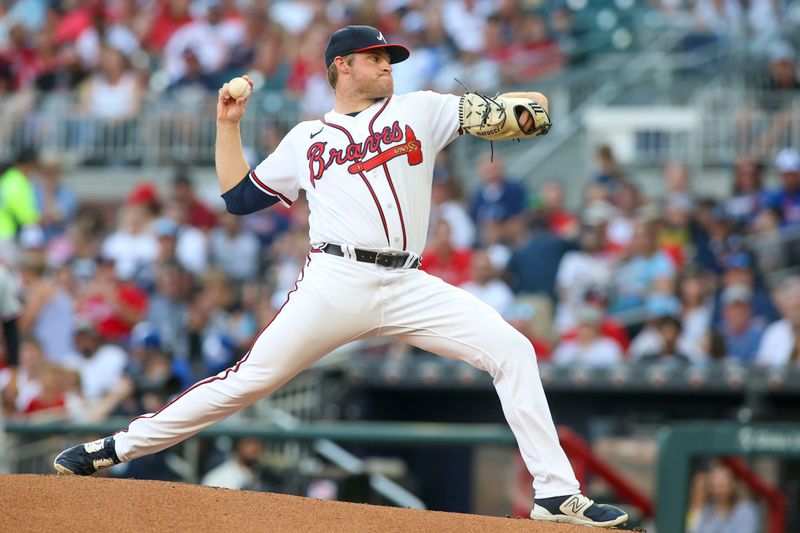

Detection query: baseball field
xmin=1 ymin=474 xmax=608 ymax=532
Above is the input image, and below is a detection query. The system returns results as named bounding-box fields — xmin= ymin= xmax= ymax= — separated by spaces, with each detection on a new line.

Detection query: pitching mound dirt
xmin=0 ymin=474 xmax=604 ymax=532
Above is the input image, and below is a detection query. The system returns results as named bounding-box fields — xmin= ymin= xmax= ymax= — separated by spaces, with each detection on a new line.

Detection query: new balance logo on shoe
xmin=562 ymin=495 xmax=589 ymax=515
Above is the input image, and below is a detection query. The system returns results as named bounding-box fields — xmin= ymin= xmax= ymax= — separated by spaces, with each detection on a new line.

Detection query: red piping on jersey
xmin=320 ymin=118 xmax=391 ymax=247
xmin=368 ymin=97 xmax=408 ymax=251
xmin=368 ymin=96 xmax=392 ymax=133
xmin=250 ymin=170 xmax=293 ymax=206
xmin=115 ymin=255 xmax=311 ymax=441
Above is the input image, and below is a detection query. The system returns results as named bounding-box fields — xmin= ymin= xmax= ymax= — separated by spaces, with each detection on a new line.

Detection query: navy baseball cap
xmin=325 ymin=25 xmax=410 ymax=68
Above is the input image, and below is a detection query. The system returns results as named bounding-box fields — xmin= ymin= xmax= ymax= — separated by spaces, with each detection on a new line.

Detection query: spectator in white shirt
xmin=161 ymin=200 xmax=209 ymax=276
xmin=460 ymin=249 xmax=514 ymax=317
xmin=101 ymin=203 xmax=158 ymax=281
xmin=211 ymin=210 xmax=261 ymax=282
xmin=70 ymin=321 xmax=127 ymax=401
xmin=629 ymin=296 xmax=683 ymax=360
xmin=552 ymin=307 xmax=623 ymax=367
xmin=80 ymin=46 xmax=142 ymax=121
xmin=756 ymin=276 xmax=800 ymax=366
xmin=163 ymin=0 xmax=239 ymax=82
xmin=441 ymin=0 xmax=494 ymax=53
xmin=677 ymin=268 xmax=714 ymax=361
xmin=605 ymin=182 xmax=640 ymax=255
xmin=0 ymin=336 xmax=46 ymax=414
xmin=429 ymin=171 xmax=476 ymax=250
xmin=554 ymin=223 xmax=613 ymax=334
xmin=75 ymin=12 xmax=141 ymax=70
xmin=201 ymin=437 xmax=263 ymax=490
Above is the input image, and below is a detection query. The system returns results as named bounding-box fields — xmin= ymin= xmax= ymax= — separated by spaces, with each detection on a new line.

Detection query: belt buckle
xmin=375 ymin=250 xmax=406 ymax=267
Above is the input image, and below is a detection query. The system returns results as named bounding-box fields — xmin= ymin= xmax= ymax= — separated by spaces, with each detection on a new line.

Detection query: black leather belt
xmin=319 ymin=244 xmax=420 ymax=269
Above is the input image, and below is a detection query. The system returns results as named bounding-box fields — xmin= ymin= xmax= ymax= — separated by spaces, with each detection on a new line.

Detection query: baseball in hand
xmin=228 ymin=77 xmax=251 ymax=99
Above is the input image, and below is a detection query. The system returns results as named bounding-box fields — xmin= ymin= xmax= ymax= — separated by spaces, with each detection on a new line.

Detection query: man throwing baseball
xmin=55 ymin=25 xmax=627 ymax=528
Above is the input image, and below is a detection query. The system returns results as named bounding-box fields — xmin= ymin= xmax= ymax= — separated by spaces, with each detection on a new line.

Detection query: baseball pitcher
xmin=55 ymin=25 xmax=627 ymax=528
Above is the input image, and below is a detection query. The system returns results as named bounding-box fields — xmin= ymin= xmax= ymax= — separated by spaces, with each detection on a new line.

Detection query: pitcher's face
xmin=349 ymin=49 xmax=393 ymax=99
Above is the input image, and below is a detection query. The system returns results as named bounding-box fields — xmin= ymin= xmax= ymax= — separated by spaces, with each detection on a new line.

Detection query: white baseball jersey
xmin=249 ymin=91 xmax=461 ymax=255
xmin=113 ymin=89 xmax=581 ymax=502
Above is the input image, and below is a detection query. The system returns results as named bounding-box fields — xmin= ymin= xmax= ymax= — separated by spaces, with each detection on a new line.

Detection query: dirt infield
xmin=0 ymin=474 xmax=604 ymax=532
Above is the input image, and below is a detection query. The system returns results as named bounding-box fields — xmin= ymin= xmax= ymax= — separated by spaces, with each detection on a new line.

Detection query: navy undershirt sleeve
xmin=221 ymin=172 xmax=280 ymax=215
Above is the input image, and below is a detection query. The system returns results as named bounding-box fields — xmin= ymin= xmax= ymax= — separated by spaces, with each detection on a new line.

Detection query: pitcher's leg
xmin=384 ymin=272 xmax=579 ymax=498
xmin=113 ymin=296 xmax=332 ymax=461
xmin=115 ymin=255 xmax=379 ymax=461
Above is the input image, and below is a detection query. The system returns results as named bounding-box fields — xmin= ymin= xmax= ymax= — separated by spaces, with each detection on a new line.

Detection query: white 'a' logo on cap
xmin=377 ymin=31 xmax=385 ymax=42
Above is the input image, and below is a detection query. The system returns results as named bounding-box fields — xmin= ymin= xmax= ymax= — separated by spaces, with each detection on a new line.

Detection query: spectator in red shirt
xmin=23 ymin=362 xmax=66 ymax=417
xmin=538 ymin=181 xmax=579 ymax=240
xmin=561 ymin=288 xmax=631 ymax=354
xmin=504 ymin=13 xmax=563 ymax=82
xmin=171 ymin=166 xmax=217 ymax=230
xmin=55 ymin=0 xmax=102 ymax=44
xmin=2 ymin=23 xmax=37 ymax=90
xmin=77 ymin=257 xmax=148 ymax=342
xmin=421 ymin=219 xmax=473 ymax=287
xmin=144 ymin=0 xmax=193 ymax=52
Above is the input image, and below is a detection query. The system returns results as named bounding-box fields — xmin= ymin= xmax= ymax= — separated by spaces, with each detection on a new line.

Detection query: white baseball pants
xmin=113 ymin=251 xmax=580 ymax=498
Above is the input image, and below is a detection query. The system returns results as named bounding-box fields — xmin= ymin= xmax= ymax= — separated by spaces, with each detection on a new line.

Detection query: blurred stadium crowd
xmin=0 ymin=0 xmax=573 ymax=125
xmin=3 ymin=142 xmax=800 ymax=423
xmin=1 ymin=0 xmax=798 ymax=120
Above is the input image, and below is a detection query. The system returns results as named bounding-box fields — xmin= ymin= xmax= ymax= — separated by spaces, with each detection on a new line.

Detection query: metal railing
xmin=583 ymin=105 xmax=700 ymax=167
xmin=245 ymin=339 xmax=395 ymax=472
xmin=694 ymin=85 xmax=800 ymax=165
xmin=503 ymin=22 xmax=703 ymax=182
xmin=579 ymin=87 xmax=800 ymax=169
xmin=0 ymin=92 xmax=299 ymax=166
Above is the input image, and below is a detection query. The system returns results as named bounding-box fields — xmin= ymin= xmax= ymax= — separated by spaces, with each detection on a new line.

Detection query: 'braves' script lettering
xmin=308 ymin=121 xmax=418 ymax=187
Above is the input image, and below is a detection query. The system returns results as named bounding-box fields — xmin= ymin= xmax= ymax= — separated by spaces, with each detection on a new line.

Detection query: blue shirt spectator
xmin=469 ymin=153 xmax=528 ymax=225
xmin=762 ymin=148 xmax=800 ymax=226
xmin=34 ymin=159 xmax=78 ymax=241
xmin=610 ymin=222 xmax=676 ymax=314
xmin=718 ymin=284 xmax=764 ymax=363
xmin=722 ymin=323 xmax=764 ymax=363
xmin=723 ymin=158 xmax=764 ymax=229
xmin=711 ymin=252 xmax=779 ymax=327
xmin=689 ymin=464 xmax=759 ymax=533
xmin=505 ymin=218 xmax=573 ymax=299
xmin=470 ymin=180 xmax=527 ymax=224
xmin=146 ymin=263 xmax=190 ymax=361
xmin=612 ymin=253 xmax=675 ymax=312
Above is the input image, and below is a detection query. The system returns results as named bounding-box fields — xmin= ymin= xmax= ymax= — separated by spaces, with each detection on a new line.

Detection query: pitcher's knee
xmin=496 ymin=327 xmax=538 ymax=364
xmin=214 ymin=367 xmax=285 ymax=401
